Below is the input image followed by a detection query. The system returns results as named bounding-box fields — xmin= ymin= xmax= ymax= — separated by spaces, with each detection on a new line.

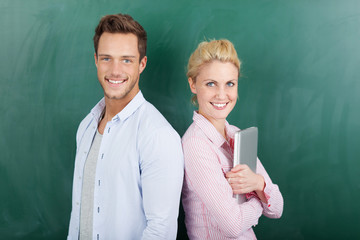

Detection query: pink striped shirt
xmin=182 ymin=111 xmax=283 ymax=240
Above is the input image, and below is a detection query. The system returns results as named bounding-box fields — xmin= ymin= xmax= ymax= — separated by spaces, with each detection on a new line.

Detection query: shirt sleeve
xmin=256 ymin=159 xmax=284 ymax=218
xmin=139 ymin=126 xmax=184 ymax=240
xmin=183 ymin=136 xmax=264 ymax=239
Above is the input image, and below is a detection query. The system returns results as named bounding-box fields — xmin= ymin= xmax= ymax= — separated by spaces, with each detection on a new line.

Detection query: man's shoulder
xmin=133 ymin=100 xmax=180 ymax=139
xmin=77 ymin=99 xmax=104 ymax=131
xmin=137 ymin=101 xmax=172 ymax=128
xmin=75 ymin=111 xmax=94 ymax=137
xmin=76 ymin=102 xmax=103 ymax=136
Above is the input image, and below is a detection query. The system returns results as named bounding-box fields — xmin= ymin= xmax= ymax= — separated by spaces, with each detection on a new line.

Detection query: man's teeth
xmin=109 ymin=79 xmax=124 ymax=84
xmin=213 ymin=103 xmax=226 ymax=107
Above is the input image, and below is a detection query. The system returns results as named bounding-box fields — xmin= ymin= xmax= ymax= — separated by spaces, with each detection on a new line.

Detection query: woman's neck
xmin=198 ymin=112 xmax=227 ymax=139
xmin=213 ymin=121 xmax=227 ymax=139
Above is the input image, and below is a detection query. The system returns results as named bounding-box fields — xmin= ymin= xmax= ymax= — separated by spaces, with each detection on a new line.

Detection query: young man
xmin=67 ymin=14 xmax=184 ymax=240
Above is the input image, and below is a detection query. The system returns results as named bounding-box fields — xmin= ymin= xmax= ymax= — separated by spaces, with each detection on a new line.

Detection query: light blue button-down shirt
xmin=67 ymin=91 xmax=184 ymax=240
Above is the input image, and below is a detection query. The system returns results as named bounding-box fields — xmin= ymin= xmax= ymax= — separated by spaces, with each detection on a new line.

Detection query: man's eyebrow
xmin=121 ymin=55 xmax=136 ymax=58
xmin=97 ymin=54 xmax=136 ymax=58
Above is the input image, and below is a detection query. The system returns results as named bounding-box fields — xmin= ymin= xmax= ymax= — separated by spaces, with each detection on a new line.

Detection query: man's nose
xmin=111 ymin=60 xmax=122 ymax=75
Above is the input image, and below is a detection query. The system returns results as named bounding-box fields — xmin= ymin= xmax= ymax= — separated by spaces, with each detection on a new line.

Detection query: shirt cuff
xmin=262 ymin=180 xmax=272 ymax=208
xmin=246 ymin=191 xmax=258 ymax=200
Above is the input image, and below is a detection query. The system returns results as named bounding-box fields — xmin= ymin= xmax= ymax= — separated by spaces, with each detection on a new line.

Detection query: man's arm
xmin=139 ymin=126 xmax=184 ymax=240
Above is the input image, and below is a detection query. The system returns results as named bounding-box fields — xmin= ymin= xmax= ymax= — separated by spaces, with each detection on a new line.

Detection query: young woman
xmin=181 ymin=39 xmax=283 ymax=239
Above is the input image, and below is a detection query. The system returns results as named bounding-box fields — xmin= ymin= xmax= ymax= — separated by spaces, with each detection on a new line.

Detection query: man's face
xmin=95 ymin=32 xmax=147 ymax=103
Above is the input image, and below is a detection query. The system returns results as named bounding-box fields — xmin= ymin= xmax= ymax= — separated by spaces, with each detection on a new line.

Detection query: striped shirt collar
xmin=192 ymin=111 xmax=233 ymax=148
xmin=90 ymin=91 xmax=146 ymax=123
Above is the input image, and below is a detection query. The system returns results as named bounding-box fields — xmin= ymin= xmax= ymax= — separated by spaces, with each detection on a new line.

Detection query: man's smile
xmin=105 ymin=76 xmax=128 ymax=86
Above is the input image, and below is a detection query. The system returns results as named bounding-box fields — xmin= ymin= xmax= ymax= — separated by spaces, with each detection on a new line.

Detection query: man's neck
xmin=104 ymin=98 xmax=128 ymax=119
xmin=98 ymin=93 xmax=137 ymax=134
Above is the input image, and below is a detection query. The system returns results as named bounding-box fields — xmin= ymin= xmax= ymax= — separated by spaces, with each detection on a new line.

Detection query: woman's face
xmin=189 ymin=60 xmax=238 ymax=126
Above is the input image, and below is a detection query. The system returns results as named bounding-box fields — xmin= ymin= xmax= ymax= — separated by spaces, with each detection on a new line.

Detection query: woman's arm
xmin=226 ymin=159 xmax=284 ymax=218
xmin=183 ymin=137 xmax=264 ymax=238
xmin=226 ymin=164 xmax=268 ymax=203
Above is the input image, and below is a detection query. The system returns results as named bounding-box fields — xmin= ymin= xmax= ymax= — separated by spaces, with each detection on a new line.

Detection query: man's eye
xmin=123 ymin=59 xmax=132 ymax=63
xmin=102 ymin=58 xmax=110 ymax=61
xmin=206 ymin=82 xmax=215 ymax=87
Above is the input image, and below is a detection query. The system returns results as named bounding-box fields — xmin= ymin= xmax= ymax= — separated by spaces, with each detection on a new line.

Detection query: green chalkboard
xmin=1 ymin=0 xmax=360 ymax=239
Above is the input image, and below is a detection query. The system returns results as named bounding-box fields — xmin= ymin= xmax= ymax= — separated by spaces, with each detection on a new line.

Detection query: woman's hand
xmin=226 ymin=164 xmax=268 ymax=203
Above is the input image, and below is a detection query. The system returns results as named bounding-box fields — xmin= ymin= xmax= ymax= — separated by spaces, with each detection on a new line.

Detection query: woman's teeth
xmin=213 ymin=103 xmax=226 ymax=108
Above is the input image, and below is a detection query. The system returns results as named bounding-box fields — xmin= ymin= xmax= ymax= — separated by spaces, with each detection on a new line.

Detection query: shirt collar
xmin=117 ymin=91 xmax=145 ymax=121
xmin=192 ymin=111 xmax=232 ymax=148
xmin=90 ymin=98 xmax=106 ymax=122
xmin=90 ymin=91 xmax=145 ymax=123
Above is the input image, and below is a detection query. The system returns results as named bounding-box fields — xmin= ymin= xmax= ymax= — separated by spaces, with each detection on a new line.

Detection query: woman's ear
xmin=188 ymin=77 xmax=197 ymax=94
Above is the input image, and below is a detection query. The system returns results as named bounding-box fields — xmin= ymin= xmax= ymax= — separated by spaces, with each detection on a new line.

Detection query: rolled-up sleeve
xmin=256 ymin=159 xmax=284 ymax=218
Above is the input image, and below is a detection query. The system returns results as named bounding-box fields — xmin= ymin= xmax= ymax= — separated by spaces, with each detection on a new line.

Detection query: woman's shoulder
xmin=182 ymin=121 xmax=207 ymax=144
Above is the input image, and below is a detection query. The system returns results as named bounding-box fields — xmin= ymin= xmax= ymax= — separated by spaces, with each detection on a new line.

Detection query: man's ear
xmin=94 ymin=53 xmax=98 ymax=67
xmin=188 ymin=77 xmax=197 ymax=94
xmin=139 ymin=56 xmax=147 ymax=74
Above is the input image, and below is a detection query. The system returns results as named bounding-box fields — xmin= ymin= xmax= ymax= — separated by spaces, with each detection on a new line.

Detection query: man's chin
xmin=104 ymin=92 xmax=125 ymax=100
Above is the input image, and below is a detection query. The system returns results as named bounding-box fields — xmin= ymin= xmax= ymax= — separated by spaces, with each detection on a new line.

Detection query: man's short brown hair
xmin=93 ymin=14 xmax=147 ymax=60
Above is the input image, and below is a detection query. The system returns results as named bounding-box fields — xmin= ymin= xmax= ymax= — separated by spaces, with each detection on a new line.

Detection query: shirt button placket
xmin=97 ymin=151 xmax=102 ymax=234
xmin=96 ymin=125 xmax=106 ymax=240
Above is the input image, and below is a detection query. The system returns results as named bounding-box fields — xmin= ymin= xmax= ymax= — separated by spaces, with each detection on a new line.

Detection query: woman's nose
xmin=216 ymin=86 xmax=226 ymax=99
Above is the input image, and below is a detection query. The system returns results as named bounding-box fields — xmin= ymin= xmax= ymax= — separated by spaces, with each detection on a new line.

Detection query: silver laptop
xmin=233 ymin=127 xmax=258 ymax=204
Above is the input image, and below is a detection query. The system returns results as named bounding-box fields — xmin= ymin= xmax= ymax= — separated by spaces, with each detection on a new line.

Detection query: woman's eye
xmin=227 ymin=82 xmax=235 ymax=87
xmin=206 ymin=82 xmax=215 ymax=87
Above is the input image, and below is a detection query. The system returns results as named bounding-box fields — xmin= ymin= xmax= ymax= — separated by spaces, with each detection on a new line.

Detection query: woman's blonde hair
xmin=186 ymin=39 xmax=241 ymax=105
